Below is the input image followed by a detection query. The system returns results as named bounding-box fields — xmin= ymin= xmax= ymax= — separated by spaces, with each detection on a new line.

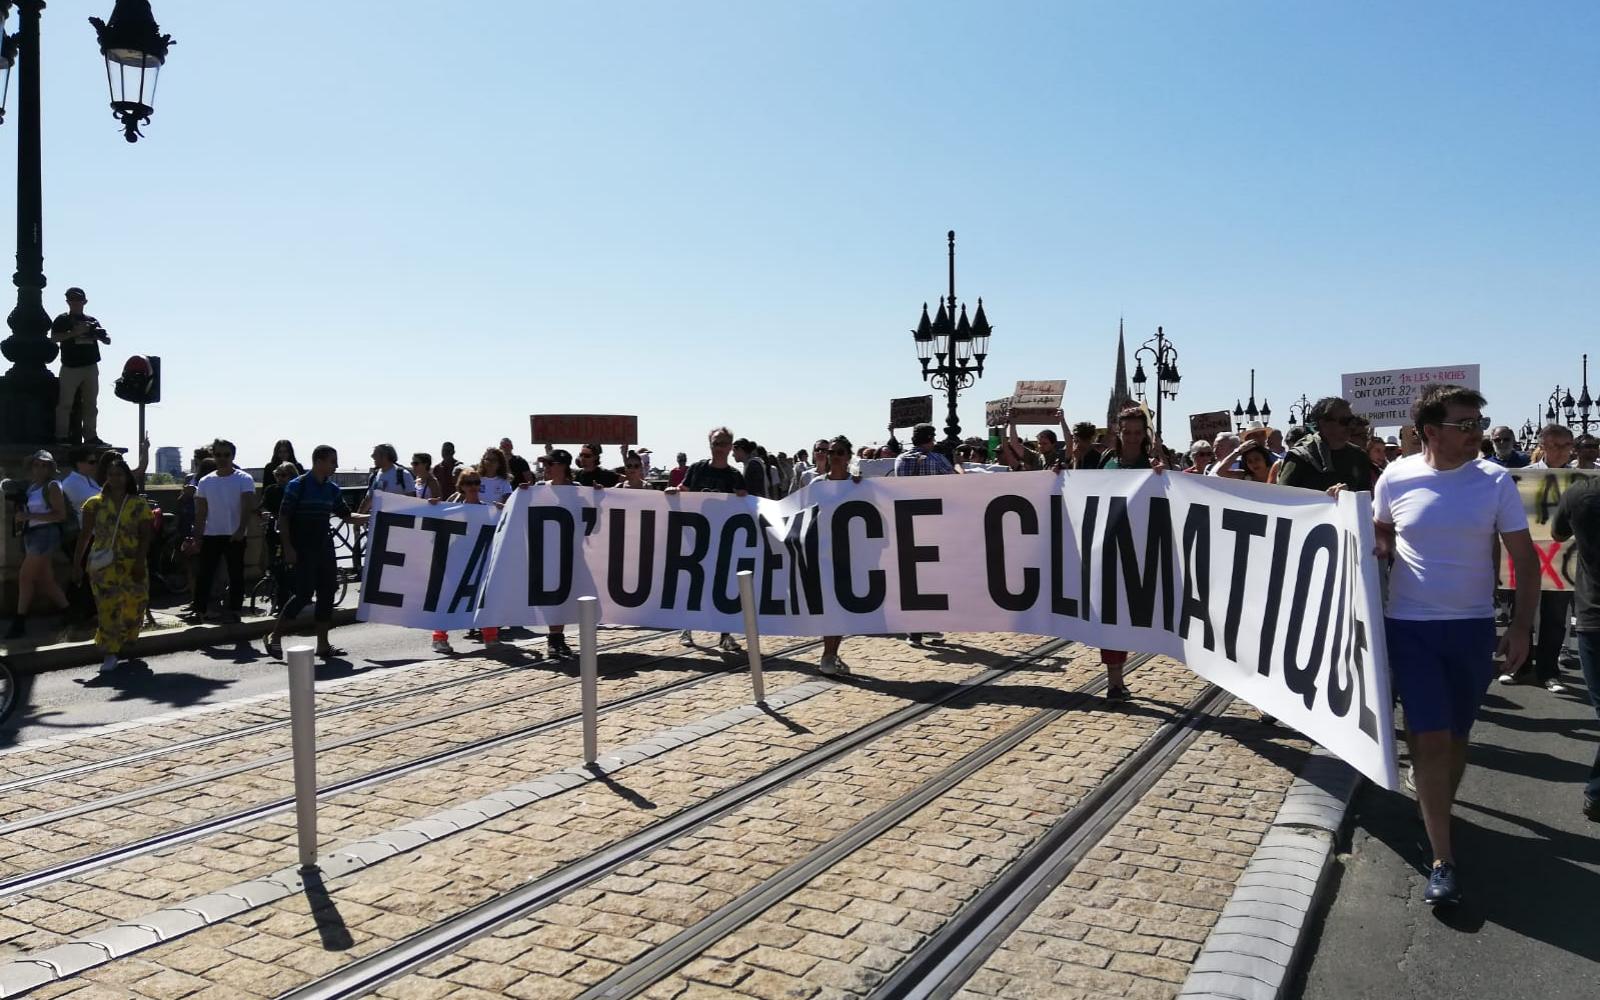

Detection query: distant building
xmin=155 ymin=446 xmax=182 ymax=477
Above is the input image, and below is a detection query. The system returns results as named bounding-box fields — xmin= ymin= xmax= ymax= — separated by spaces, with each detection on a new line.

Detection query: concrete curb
xmin=1177 ymin=748 xmax=1362 ymax=1000
xmin=2 ymin=607 xmax=360 ymax=673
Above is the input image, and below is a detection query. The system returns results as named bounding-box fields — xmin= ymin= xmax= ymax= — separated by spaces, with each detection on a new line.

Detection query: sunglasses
xmin=712 ymin=440 xmax=733 ymax=448
xmin=829 ymin=448 xmax=850 ymax=456
xmin=1437 ymin=419 xmax=1486 ymax=434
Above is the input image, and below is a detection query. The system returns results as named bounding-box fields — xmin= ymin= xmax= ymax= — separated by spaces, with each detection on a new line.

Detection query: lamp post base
xmin=0 ymin=367 xmax=58 ymax=448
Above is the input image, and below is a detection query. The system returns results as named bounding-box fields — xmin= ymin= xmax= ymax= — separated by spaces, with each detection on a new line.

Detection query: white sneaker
xmin=1545 ymin=678 xmax=1569 ymax=694
xmin=818 ymin=655 xmax=838 ymax=676
xmin=717 ymin=634 xmax=740 ymax=653
xmin=432 ymin=639 xmax=452 ymax=654
xmin=1403 ymin=764 xmax=1416 ymax=793
xmin=1496 ymin=673 xmax=1517 ymax=685
xmin=98 ymin=655 xmax=119 ymax=674
xmin=678 ymin=629 xmax=694 ymax=647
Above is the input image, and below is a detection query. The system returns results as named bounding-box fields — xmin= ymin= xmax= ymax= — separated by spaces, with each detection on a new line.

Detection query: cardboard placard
xmin=1188 ymin=410 xmax=1234 ymax=445
xmin=985 ymin=398 xmax=1013 ymax=428
xmin=889 ymin=395 xmax=934 ymax=429
xmin=1341 ymin=365 xmax=1480 ymax=425
xmin=1010 ymin=380 xmax=1065 ymax=424
xmin=531 ymin=414 xmax=639 ymax=446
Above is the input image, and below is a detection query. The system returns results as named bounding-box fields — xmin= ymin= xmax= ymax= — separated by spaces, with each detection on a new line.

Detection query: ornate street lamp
xmin=89 ymin=0 xmax=174 ymax=143
xmin=1131 ymin=326 xmax=1179 ymax=440
xmin=1546 ymin=385 xmax=1575 ymax=427
xmin=0 ymin=0 xmax=174 ymax=446
xmin=907 ymin=231 xmax=990 ymax=449
xmin=1578 ymin=353 xmax=1593 ymax=434
xmin=1286 ymin=395 xmax=1312 ymax=427
xmin=1234 ymin=369 xmax=1266 ymax=432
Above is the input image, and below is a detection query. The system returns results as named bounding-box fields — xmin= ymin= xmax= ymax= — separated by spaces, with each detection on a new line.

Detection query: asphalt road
xmin=0 ymin=621 xmax=544 ymax=748
xmin=1292 ymin=668 xmax=1600 ymax=1000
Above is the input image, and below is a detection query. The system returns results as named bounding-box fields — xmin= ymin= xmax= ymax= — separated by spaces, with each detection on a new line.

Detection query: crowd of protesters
xmin=6 ymin=388 xmax=1600 ymax=907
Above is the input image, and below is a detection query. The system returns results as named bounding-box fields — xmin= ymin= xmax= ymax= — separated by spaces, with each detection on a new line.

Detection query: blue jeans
xmin=1579 ymin=632 xmax=1600 ymax=803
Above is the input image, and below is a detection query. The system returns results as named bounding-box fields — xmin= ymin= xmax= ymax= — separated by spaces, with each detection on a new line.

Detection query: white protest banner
xmin=359 ymin=495 xmax=505 ymax=630
xmin=360 ymin=474 xmax=1397 ymax=789
xmin=1341 ymin=365 xmax=1479 ymax=424
xmin=1011 ymin=380 xmax=1066 ymax=424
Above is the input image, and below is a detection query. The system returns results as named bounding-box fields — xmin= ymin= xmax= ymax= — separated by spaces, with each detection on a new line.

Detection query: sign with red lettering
xmin=531 ymin=414 xmax=639 ymax=446
xmin=1341 ymin=365 xmax=1479 ymax=424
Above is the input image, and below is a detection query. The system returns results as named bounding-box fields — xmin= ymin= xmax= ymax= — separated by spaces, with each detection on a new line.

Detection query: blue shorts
xmin=22 ymin=524 xmax=61 ymax=557
xmin=1385 ymin=617 xmax=1497 ymax=737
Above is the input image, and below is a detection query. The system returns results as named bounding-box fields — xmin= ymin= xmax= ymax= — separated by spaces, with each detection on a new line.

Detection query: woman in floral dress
xmin=73 ymin=453 xmax=153 ymax=674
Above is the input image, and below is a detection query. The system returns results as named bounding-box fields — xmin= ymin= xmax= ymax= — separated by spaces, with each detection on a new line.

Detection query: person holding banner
xmin=1375 ymin=385 xmax=1538 ymax=906
xmin=816 ymin=435 xmax=860 ymax=676
xmin=1277 ymin=397 xmax=1375 ymax=495
xmin=666 ymin=427 xmax=745 ymax=652
xmin=428 ymin=469 xmax=500 ymax=654
xmin=1096 ymin=406 xmax=1166 ymax=699
xmin=536 ymin=452 xmax=578 ymax=658
xmin=476 ymin=447 xmax=516 ymax=507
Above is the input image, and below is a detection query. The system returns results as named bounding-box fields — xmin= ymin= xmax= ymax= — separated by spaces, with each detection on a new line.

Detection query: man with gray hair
xmin=665 ymin=426 xmax=746 ymax=651
xmin=1485 ymin=425 xmax=1530 ymax=468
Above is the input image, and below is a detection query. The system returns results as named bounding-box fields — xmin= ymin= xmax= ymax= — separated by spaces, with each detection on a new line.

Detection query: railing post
xmin=736 ymin=570 xmax=766 ymax=705
xmin=285 ymin=643 xmax=319 ymax=871
xmin=578 ymin=597 xmax=599 ymax=766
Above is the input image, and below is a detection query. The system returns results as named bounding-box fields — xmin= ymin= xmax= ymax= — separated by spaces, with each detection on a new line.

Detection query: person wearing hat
xmin=50 ymin=287 xmax=110 ymax=446
xmin=8 ymin=451 xmax=71 ymax=639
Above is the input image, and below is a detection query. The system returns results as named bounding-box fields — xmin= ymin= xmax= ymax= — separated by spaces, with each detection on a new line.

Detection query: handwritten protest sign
xmin=1497 ymin=468 xmax=1598 ymax=592
xmin=531 ymin=414 xmax=639 ymax=446
xmin=1010 ymin=380 xmax=1066 ymax=424
xmin=1341 ymin=365 xmax=1479 ymax=424
xmin=985 ymin=398 xmax=1012 ymax=428
xmin=889 ymin=395 xmax=934 ymax=428
xmin=1189 ymin=410 xmax=1233 ymax=444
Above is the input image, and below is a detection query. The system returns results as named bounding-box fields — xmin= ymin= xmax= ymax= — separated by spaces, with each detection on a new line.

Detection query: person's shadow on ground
xmin=1364 ymin=784 xmax=1600 ymax=958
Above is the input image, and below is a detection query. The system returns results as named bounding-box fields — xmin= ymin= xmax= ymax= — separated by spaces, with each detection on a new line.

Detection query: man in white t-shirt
xmin=188 ymin=438 xmax=258 ymax=623
xmin=1374 ymin=384 xmax=1538 ymax=907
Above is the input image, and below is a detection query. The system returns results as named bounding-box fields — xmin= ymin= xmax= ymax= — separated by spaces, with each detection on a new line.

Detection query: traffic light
xmin=113 ymin=354 xmax=161 ymax=404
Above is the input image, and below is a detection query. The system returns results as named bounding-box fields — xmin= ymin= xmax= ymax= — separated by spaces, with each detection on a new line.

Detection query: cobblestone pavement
xmin=0 ymin=630 xmax=1320 ymax=1000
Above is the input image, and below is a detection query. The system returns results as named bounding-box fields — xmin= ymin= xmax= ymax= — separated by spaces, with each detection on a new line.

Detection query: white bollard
xmin=285 ymin=643 xmax=319 ymax=871
xmin=735 ymin=570 xmax=766 ymax=704
xmin=578 ymin=597 xmax=599 ymax=766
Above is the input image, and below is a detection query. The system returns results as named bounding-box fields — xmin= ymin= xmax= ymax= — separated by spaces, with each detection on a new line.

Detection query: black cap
xmin=65 ymin=287 xmax=86 ymax=300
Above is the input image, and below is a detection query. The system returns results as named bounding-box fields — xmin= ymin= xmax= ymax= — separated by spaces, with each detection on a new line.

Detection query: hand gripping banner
xmin=360 ymin=472 xmax=1398 ymax=789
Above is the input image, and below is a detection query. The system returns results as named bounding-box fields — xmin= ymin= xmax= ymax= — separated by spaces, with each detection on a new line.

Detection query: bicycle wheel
xmin=0 ymin=660 xmax=16 ymax=723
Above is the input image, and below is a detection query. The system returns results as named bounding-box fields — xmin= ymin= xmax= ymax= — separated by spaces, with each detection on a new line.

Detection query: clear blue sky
xmin=21 ymin=0 xmax=1598 ymax=468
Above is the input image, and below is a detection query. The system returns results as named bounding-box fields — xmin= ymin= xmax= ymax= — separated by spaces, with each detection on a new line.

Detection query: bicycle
xmin=0 ymin=658 xmax=14 ymax=722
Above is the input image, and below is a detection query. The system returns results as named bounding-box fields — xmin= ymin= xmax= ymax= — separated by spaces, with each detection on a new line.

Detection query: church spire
xmin=1107 ymin=317 xmax=1132 ymax=431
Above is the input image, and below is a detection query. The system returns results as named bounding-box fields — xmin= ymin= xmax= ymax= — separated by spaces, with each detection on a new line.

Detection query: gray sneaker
xmin=818 ymin=654 xmax=838 ymax=676
xmin=678 ymin=629 xmax=694 ymax=647
xmin=717 ymin=634 xmax=740 ymax=653
xmin=1545 ymin=678 xmax=1569 ymax=694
